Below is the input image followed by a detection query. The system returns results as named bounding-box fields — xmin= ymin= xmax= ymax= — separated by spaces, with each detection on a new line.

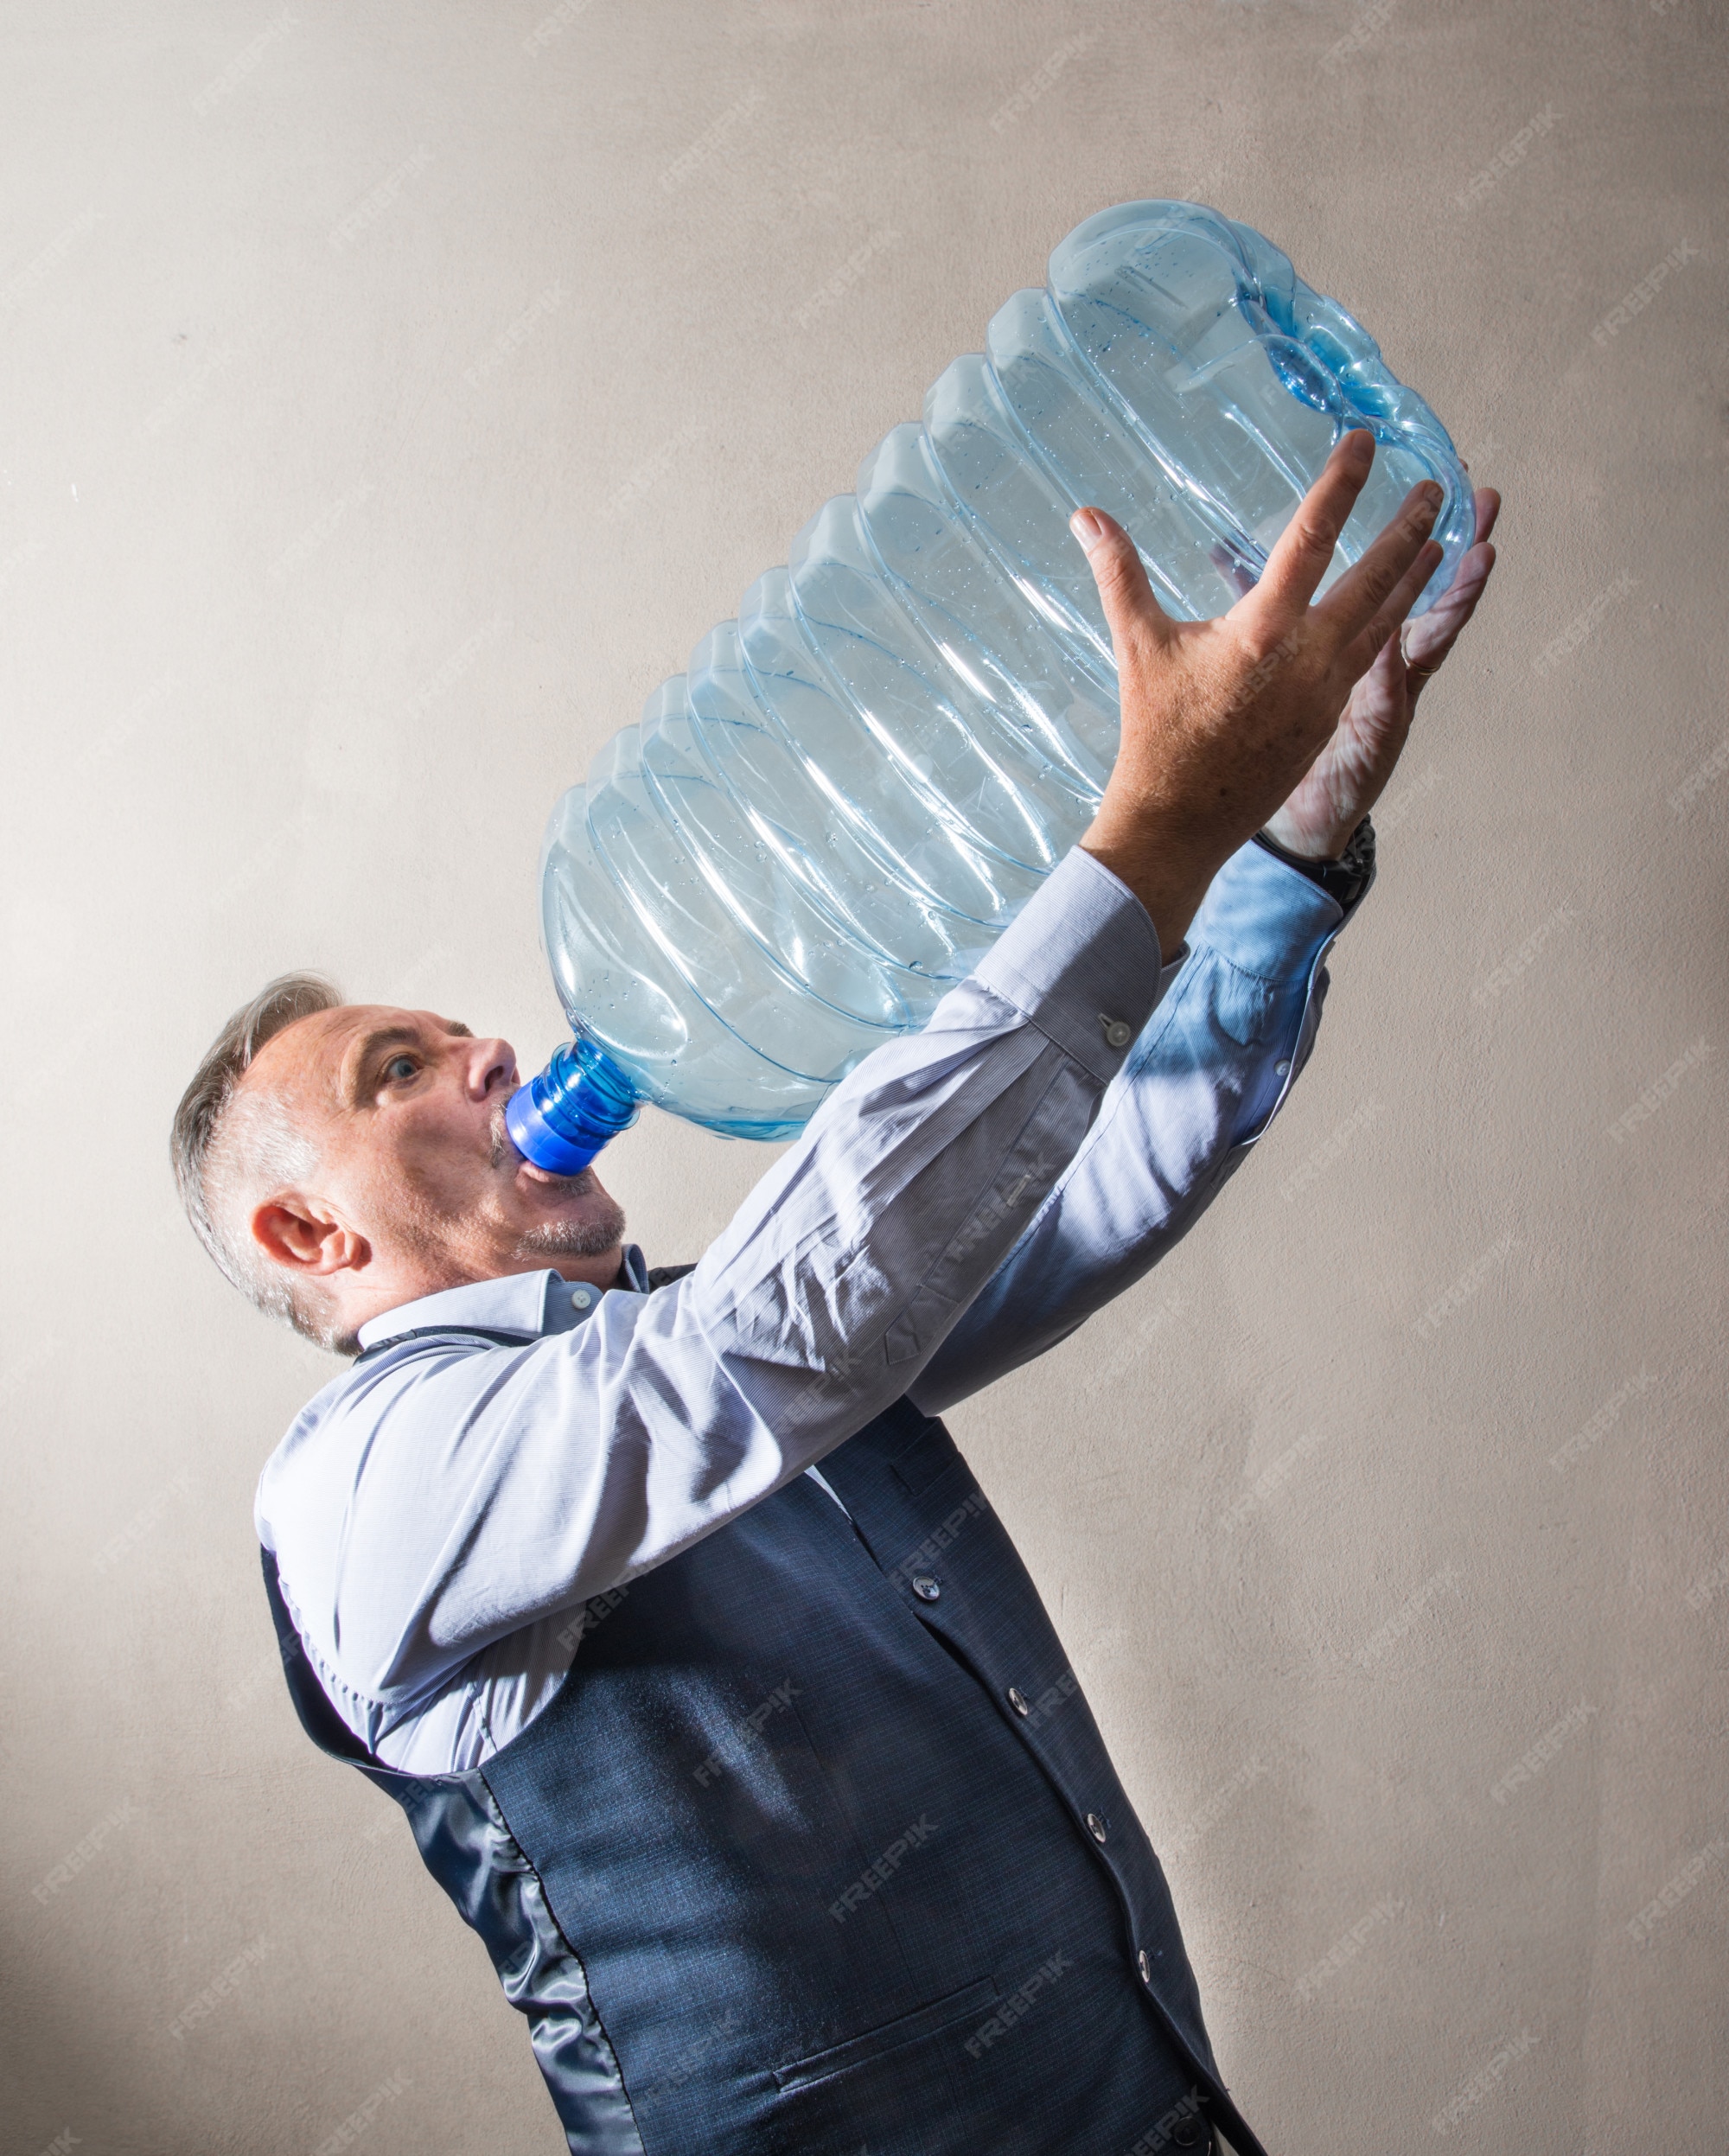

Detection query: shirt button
xmin=1137 ymin=1948 xmax=1152 ymax=1983
xmin=911 ymin=1576 xmax=941 ymax=1602
xmin=1274 ymin=1059 xmax=1291 ymax=1076
xmin=1101 ymin=1015 xmax=1132 ymax=1049
xmin=570 ymin=1286 xmax=594 ymax=1311
xmin=1086 ymin=1811 xmax=1107 ymax=1843
xmin=1007 ymin=1686 xmax=1030 ymax=1716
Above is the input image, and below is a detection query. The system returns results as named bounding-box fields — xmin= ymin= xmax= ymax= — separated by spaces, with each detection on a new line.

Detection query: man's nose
xmin=464 ymin=1037 xmax=519 ymax=1100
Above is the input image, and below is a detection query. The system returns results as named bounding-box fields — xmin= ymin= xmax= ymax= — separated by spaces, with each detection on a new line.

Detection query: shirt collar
xmin=354 ymin=1242 xmax=649 ymax=1351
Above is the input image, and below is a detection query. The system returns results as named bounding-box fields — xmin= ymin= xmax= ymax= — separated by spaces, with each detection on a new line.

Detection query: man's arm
xmin=263 ymin=846 xmax=1176 ymax=1713
xmin=909 ymin=834 xmax=1371 ymax=1414
xmin=912 ymin=482 xmax=1501 ymax=1415
xmin=262 ymin=435 xmax=1447 ymax=1721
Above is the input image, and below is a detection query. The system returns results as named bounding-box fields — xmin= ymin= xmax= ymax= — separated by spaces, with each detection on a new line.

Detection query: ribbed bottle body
xmin=539 ymin=201 xmax=1471 ymax=1140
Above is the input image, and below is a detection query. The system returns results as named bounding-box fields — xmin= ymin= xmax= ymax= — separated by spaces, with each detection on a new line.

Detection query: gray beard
xmin=512 ymin=1190 xmax=628 ymax=1260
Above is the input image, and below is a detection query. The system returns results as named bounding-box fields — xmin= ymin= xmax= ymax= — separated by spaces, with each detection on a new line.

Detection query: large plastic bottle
xmin=505 ymin=200 xmax=1472 ymax=1173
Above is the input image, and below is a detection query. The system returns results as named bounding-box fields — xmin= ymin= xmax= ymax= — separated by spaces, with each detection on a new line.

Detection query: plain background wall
xmin=3 ymin=2 xmax=1724 ymax=2149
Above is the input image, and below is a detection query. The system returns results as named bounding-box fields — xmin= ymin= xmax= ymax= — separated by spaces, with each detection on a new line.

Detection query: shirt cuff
xmin=973 ymin=845 xmax=1175 ymax=1086
xmin=1188 ymin=830 xmax=1375 ymax=981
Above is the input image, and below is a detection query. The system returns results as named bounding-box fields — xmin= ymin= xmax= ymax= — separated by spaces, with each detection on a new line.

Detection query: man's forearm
xmin=686 ymin=843 xmax=1179 ymax=1445
xmin=910 ymin=834 xmax=1371 ymax=1415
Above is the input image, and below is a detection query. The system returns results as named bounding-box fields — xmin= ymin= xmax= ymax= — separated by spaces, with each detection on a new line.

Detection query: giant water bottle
xmin=505 ymin=199 xmax=1473 ymax=1171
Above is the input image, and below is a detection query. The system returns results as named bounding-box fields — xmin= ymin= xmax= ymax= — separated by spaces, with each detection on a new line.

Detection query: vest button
xmin=910 ymin=1575 xmax=941 ymax=1602
xmin=1137 ymin=1948 xmax=1152 ymax=1983
xmin=1168 ymin=2118 xmax=1210 ymax=2148
xmin=1086 ymin=1811 xmax=1107 ymax=1843
xmin=1007 ymin=1686 xmax=1030 ymax=1716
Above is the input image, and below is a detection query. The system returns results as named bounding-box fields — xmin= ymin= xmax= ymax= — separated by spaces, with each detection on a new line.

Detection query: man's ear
xmin=250 ymin=1195 xmax=369 ymax=1280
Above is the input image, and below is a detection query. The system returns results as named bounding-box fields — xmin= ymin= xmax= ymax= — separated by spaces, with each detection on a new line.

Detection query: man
xmin=174 ymin=436 xmax=1497 ymax=2155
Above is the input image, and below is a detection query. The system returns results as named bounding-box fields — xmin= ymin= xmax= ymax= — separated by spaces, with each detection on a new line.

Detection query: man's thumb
xmin=1069 ymin=507 xmax=1168 ymax=649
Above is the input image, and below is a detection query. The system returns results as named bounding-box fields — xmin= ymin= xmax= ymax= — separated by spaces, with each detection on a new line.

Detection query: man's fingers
xmin=1343 ymin=538 xmax=1444 ymax=677
xmin=1399 ymin=494 xmax=1501 ymax=675
xmin=1317 ymin=478 xmax=1443 ymax=641
xmin=1401 ymin=538 xmax=1496 ymax=678
xmin=1252 ymin=429 xmax=1377 ymax=618
xmin=1070 ymin=506 xmax=1173 ymax=658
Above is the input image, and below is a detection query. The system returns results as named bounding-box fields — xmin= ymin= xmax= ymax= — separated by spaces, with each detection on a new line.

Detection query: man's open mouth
xmin=492 ymin=1101 xmax=594 ymax=1190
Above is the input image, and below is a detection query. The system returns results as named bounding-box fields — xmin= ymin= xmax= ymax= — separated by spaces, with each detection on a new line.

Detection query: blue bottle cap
xmin=504 ymin=1037 xmax=639 ymax=1174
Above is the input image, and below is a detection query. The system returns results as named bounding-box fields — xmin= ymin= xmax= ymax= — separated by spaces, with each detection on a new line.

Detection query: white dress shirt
xmin=258 ymin=837 xmax=1366 ymax=1776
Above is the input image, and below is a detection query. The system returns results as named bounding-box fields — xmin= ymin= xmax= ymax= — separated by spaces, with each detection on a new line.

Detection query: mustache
xmin=488 ymin=1102 xmax=514 ymax=1170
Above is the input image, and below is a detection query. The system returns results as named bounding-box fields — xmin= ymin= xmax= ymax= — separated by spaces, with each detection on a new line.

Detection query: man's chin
xmin=488 ymin=1109 xmax=626 ymax=1256
xmin=512 ymin=1196 xmax=628 ymax=1261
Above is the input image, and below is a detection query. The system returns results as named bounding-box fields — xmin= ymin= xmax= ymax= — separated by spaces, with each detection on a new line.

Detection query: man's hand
xmin=1071 ymin=428 xmax=1445 ymax=959
xmin=1261 ymin=486 xmax=1501 ymax=861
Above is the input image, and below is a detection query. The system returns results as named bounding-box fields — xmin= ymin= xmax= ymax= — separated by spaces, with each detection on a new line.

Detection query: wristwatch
xmin=1252 ymin=813 xmax=1375 ymax=912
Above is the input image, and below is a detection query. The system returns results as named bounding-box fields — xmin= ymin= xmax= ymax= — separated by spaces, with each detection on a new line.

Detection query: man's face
xmin=242 ymin=1005 xmax=626 ymax=1308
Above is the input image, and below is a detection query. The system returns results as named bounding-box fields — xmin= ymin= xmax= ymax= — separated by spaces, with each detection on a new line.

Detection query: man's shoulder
xmin=255 ymin=1256 xmax=699 ymax=1603
xmin=255 ymin=1332 xmax=500 ymax=1564
xmin=254 ymin=1338 xmax=532 ymax=1707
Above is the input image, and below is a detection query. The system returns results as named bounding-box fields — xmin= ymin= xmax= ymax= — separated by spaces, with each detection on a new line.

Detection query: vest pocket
xmin=771 ymin=1976 xmax=998 ymax=2095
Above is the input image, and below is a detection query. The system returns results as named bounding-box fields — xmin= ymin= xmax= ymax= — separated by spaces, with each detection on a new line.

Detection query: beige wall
xmin=3 ymin=2 xmax=1724 ymax=2148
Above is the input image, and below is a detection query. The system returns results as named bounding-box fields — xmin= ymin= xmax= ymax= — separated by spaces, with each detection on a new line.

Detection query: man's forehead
xmin=246 ymin=1004 xmax=464 ymax=1098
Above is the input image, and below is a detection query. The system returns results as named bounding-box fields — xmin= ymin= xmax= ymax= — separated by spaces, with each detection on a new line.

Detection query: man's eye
xmin=383 ymin=1054 xmax=419 ymax=1083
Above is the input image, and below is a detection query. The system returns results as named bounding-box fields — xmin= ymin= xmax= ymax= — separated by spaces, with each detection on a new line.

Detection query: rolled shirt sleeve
xmin=258 ymin=845 xmax=1177 ymax=1727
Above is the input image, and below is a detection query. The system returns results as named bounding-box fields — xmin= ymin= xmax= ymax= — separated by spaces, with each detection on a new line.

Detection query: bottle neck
xmin=504 ymin=1037 xmax=639 ymax=1174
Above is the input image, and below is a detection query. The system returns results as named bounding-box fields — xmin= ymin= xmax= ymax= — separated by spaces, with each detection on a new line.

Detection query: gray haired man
xmin=175 ymin=443 xmax=1496 ymax=2153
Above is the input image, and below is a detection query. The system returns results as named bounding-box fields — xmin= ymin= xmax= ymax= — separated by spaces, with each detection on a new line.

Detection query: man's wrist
xmin=977 ymin=845 xmax=1174 ymax=1085
xmin=1077 ymin=810 xmax=1222 ymax=966
xmin=1075 ymin=842 xmax=1210 ymax=965
xmin=1253 ymin=816 xmax=1375 ymax=911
